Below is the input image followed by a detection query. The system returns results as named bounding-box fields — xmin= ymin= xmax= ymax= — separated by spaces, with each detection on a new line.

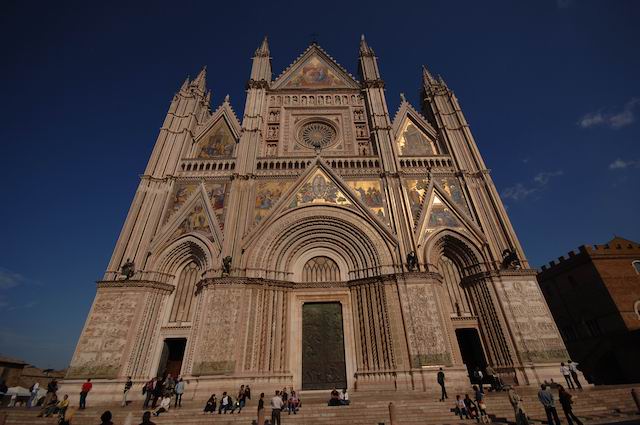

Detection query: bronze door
xmin=302 ymin=302 xmax=347 ymax=390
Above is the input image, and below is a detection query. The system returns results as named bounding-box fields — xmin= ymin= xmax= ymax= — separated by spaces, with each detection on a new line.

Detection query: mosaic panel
xmin=289 ymin=169 xmax=351 ymax=208
xmin=165 ymin=183 xmax=198 ymax=223
xmin=254 ymin=180 xmax=293 ymax=223
xmin=196 ymin=119 xmax=235 ymax=158
xmin=438 ymin=177 xmax=471 ymax=217
xmin=171 ymin=202 xmax=212 ymax=239
xmin=397 ymin=118 xmax=437 ymax=156
xmin=347 ymin=180 xmax=389 ymax=224
xmin=283 ymin=55 xmax=346 ymax=88
xmin=405 ymin=179 xmax=429 ymax=223
xmin=206 ymin=182 xmax=228 ymax=230
xmin=427 ymin=195 xmax=461 ymax=230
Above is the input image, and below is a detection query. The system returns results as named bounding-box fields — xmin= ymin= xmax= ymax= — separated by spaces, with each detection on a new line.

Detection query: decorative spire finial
xmin=192 ymin=66 xmax=207 ymax=92
xmin=224 ymin=94 xmax=230 ymax=103
xmin=400 ymin=92 xmax=406 ymax=103
xmin=422 ymin=65 xmax=436 ymax=85
xmin=359 ymin=33 xmax=374 ymax=56
xmin=255 ymin=36 xmax=270 ymax=57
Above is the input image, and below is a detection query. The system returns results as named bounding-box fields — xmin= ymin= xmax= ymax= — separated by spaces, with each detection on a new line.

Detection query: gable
xmin=397 ymin=117 xmax=438 ymax=156
xmin=195 ymin=118 xmax=236 ymax=158
xmin=272 ymin=46 xmax=360 ymax=90
xmin=405 ymin=178 xmax=429 ymax=226
xmin=288 ymin=168 xmax=352 ymax=208
xmin=426 ymin=194 xmax=462 ymax=230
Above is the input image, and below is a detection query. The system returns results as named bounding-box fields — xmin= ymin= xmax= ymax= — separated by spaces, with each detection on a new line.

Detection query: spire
xmin=359 ymin=34 xmax=374 ymax=57
xmin=205 ymin=89 xmax=212 ymax=105
xmin=250 ymin=37 xmax=272 ymax=83
xmin=422 ymin=65 xmax=436 ymax=86
xmin=255 ymin=36 xmax=270 ymax=57
xmin=192 ymin=66 xmax=207 ymax=92
xmin=179 ymin=76 xmax=190 ymax=92
xmin=400 ymin=92 xmax=407 ymax=103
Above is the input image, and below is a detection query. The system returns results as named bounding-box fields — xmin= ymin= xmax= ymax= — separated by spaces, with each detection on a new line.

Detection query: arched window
xmin=632 ymin=260 xmax=640 ymax=275
xmin=169 ymin=262 xmax=200 ymax=323
xmin=302 ymin=256 xmax=340 ymax=283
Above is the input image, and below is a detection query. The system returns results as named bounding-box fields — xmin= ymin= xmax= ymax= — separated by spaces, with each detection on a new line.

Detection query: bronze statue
xmin=222 ymin=256 xmax=232 ymax=275
xmin=501 ymin=249 xmax=521 ymax=270
xmin=120 ymin=258 xmax=135 ymax=280
xmin=406 ymin=251 xmax=418 ymax=271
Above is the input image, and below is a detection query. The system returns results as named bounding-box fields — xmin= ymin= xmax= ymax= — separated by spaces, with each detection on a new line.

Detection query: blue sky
xmin=0 ymin=1 xmax=638 ymax=369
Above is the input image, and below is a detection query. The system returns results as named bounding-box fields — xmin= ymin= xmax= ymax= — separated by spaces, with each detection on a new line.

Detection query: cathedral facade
xmin=66 ymin=37 xmax=570 ymax=397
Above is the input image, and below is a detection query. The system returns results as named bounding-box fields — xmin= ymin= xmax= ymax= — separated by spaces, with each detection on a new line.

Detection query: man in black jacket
xmin=437 ymin=368 xmax=448 ymax=402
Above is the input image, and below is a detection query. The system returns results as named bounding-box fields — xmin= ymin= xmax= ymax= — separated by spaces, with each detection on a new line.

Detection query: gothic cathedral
xmin=67 ymin=36 xmax=569 ymax=396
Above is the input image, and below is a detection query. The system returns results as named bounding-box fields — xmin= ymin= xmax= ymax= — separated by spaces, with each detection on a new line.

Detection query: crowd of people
xmin=444 ymin=359 xmax=585 ymax=425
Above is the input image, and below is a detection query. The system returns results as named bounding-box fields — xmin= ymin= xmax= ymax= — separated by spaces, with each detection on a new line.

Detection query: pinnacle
xmin=255 ymin=36 xmax=270 ymax=57
xmin=359 ymin=33 xmax=374 ymax=56
xmin=422 ymin=65 xmax=436 ymax=85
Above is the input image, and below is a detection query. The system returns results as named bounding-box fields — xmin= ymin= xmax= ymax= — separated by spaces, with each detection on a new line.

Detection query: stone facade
xmin=66 ymin=36 xmax=571 ymax=400
xmin=537 ymin=236 xmax=640 ymax=384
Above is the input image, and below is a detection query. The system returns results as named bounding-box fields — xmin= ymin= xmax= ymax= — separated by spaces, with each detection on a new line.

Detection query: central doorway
xmin=456 ymin=328 xmax=487 ymax=379
xmin=302 ymin=302 xmax=347 ymax=390
xmin=157 ymin=338 xmax=186 ymax=378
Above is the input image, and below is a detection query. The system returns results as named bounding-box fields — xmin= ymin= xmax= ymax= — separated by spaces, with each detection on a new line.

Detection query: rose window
xmin=299 ymin=122 xmax=337 ymax=149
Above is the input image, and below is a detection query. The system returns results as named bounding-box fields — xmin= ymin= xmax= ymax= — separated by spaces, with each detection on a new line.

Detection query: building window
xmin=632 ymin=260 xmax=640 ymax=275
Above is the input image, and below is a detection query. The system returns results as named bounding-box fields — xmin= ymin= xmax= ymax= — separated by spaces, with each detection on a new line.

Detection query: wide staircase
xmin=2 ymin=385 xmax=639 ymax=425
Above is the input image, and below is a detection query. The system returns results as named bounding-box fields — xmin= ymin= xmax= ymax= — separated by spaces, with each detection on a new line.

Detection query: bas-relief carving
xmin=500 ymin=280 xmax=568 ymax=362
xmin=192 ymin=288 xmax=243 ymax=375
xmin=404 ymin=284 xmax=450 ymax=367
xmin=67 ymin=292 xmax=141 ymax=378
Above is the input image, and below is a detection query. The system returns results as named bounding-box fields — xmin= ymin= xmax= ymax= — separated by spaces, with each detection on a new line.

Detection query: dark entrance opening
xmin=456 ymin=328 xmax=487 ymax=379
xmin=157 ymin=338 xmax=187 ymax=379
xmin=302 ymin=302 xmax=347 ymax=390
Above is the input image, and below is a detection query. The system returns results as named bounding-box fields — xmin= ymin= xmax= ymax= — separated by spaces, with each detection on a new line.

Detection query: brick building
xmin=537 ymin=236 xmax=640 ymax=384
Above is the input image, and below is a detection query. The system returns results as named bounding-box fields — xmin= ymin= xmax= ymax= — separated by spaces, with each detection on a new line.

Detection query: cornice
xmin=96 ymin=280 xmax=174 ymax=293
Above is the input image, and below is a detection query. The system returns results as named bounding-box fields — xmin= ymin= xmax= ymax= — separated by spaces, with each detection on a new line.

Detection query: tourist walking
xmin=538 ymin=384 xmax=561 ymax=425
xmin=28 ymin=382 xmax=39 ymax=407
xmin=271 ymin=390 xmax=284 ymax=425
xmin=560 ymin=362 xmax=575 ymax=389
xmin=174 ymin=378 xmax=185 ymax=407
xmin=437 ymin=367 xmax=448 ymax=401
xmin=473 ymin=367 xmax=484 ymax=393
xmin=473 ymin=385 xmax=489 ymax=423
xmin=568 ymin=360 xmax=583 ymax=390
xmin=79 ymin=378 xmax=92 ymax=409
xmin=122 ymin=376 xmax=133 ymax=407
xmin=142 ymin=378 xmax=156 ymax=409
xmin=559 ymin=385 xmax=584 ymax=425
